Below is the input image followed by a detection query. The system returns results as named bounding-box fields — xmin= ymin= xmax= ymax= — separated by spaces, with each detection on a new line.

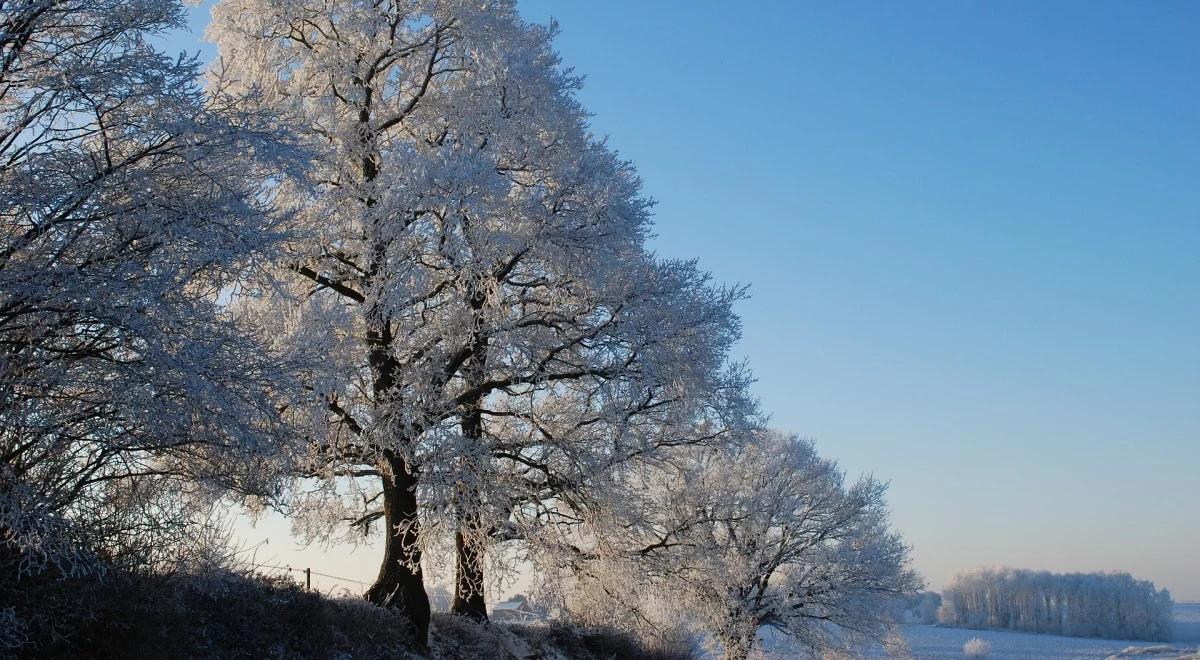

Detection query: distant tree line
xmin=938 ymin=567 xmax=1174 ymax=641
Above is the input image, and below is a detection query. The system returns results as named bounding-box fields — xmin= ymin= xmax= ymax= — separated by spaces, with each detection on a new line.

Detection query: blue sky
xmin=169 ymin=2 xmax=1199 ymax=599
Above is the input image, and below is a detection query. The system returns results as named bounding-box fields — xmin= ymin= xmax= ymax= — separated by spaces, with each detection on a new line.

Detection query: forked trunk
xmin=365 ymin=451 xmax=431 ymax=648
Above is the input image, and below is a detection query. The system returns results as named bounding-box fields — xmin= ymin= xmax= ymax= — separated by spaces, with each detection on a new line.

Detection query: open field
xmin=754 ymin=604 xmax=1200 ymax=659
xmin=871 ymin=604 xmax=1200 ymax=659
xmin=878 ymin=624 xmax=1196 ymax=659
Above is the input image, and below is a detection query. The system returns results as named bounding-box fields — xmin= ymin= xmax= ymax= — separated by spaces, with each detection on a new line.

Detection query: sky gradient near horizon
xmin=168 ymin=1 xmax=1200 ymax=600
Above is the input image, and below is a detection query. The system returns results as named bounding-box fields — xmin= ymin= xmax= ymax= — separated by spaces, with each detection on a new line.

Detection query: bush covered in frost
xmin=963 ymin=636 xmax=991 ymax=658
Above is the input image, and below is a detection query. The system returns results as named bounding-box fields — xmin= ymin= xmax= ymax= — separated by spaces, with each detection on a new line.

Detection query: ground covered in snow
xmin=864 ymin=604 xmax=1200 ymax=659
xmin=754 ymin=603 xmax=1200 ymax=659
xmin=869 ymin=624 xmax=1198 ymax=659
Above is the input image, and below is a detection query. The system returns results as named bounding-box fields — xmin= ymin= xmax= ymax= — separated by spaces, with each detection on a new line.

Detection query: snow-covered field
xmin=1176 ymin=604 xmax=1200 ymax=644
xmin=754 ymin=604 xmax=1200 ymax=659
xmin=868 ymin=623 xmax=1197 ymax=659
xmin=866 ymin=604 xmax=1200 ymax=659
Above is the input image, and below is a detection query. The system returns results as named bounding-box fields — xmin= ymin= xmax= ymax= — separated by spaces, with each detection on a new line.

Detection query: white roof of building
xmin=494 ymin=600 xmax=531 ymax=611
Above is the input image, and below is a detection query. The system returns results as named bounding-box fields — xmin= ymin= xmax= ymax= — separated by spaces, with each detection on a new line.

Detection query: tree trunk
xmin=365 ymin=451 xmax=431 ymax=648
xmin=350 ymin=69 xmax=432 ymax=648
xmin=450 ymin=524 xmax=488 ymax=621
xmin=449 ymin=400 xmax=489 ymax=622
xmin=450 ymin=292 xmax=490 ymax=622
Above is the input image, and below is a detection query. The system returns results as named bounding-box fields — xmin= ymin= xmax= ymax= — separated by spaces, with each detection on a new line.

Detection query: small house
xmin=491 ymin=594 xmax=546 ymax=623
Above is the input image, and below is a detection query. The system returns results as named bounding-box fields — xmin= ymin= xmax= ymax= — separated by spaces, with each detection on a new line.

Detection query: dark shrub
xmin=17 ymin=571 xmax=416 ymax=659
xmin=8 ymin=570 xmax=693 ymax=659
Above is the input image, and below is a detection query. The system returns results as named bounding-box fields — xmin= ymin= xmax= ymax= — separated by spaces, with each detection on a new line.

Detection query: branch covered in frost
xmin=1 ymin=0 xmax=302 ymax=586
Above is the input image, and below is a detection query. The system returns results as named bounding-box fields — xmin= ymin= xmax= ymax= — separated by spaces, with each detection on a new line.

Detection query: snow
xmin=1175 ymin=603 xmax=1200 ymax=643
xmin=866 ymin=624 xmax=1195 ymax=659
xmin=751 ymin=604 xmax=1200 ymax=658
xmin=861 ymin=604 xmax=1200 ymax=659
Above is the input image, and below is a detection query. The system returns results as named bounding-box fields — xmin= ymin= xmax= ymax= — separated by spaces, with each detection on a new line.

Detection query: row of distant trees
xmin=938 ymin=567 xmax=1174 ymax=641
xmin=1 ymin=1 xmax=918 ymax=659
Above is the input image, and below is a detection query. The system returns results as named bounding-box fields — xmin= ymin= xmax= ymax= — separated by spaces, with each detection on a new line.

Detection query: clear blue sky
xmin=170 ymin=2 xmax=1200 ymax=600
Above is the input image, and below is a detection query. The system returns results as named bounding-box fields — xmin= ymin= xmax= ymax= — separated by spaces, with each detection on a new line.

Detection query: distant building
xmin=491 ymin=594 xmax=547 ymax=623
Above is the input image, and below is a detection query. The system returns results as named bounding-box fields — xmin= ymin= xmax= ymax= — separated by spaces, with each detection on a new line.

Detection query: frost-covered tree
xmin=938 ymin=567 xmax=1174 ymax=641
xmin=209 ymin=0 xmax=755 ymax=640
xmin=552 ymin=431 xmax=919 ymax=660
xmin=209 ymin=3 xmax=563 ymax=636
xmin=443 ymin=255 xmax=755 ymax=620
xmin=0 ymin=0 xmax=299 ymax=648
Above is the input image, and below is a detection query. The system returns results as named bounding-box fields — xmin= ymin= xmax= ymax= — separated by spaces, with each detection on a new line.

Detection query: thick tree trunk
xmin=350 ymin=69 xmax=432 ymax=649
xmin=449 ymin=395 xmax=490 ymax=622
xmin=450 ymin=524 xmax=488 ymax=621
xmin=450 ymin=292 xmax=490 ymax=622
xmin=365 ymin=451 xmax=431 ymax=648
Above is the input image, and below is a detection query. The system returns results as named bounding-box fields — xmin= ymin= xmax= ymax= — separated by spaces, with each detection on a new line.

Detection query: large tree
xmin=210 ymin=0 xmax=756 ymax=641
xmin=551 ymin=431 xmax=919 ymax=660
xmin=0 ymin=0 xmax=298 ymax=645
xmin=209 ymin=0 xmax=635 ymax=640
xmin=436 ymin=255 xmax=756 ymax=620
